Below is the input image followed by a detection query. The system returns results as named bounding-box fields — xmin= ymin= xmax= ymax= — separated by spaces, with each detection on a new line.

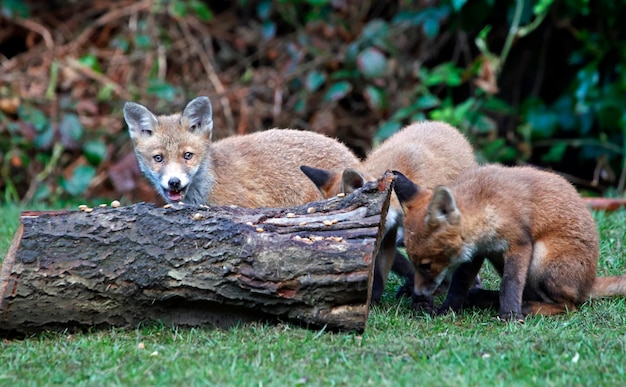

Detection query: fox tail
xmin=591 ymin=275 xmax=626 ymax=298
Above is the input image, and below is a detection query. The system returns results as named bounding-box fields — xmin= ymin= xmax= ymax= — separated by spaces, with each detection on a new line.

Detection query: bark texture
xmin=0 ymin=172 xmax=394 ymax=334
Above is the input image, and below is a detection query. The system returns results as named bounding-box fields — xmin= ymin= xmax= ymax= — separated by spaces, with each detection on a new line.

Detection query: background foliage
xmin=1 ymin=0 xmax=625 ymax=204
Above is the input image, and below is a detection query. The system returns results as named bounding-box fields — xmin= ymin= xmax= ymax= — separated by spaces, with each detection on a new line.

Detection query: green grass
xmin=1 ymin=204 xmax=625 ymax=386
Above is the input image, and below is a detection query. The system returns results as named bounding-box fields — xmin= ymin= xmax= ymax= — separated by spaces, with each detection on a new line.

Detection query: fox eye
xmin=419 ymin=261 xmax=432 ymax=271
xmin=183 ymin=152 xmax=193 ymax=160
xmin=153 ymin=154 xmax=164 ymax=163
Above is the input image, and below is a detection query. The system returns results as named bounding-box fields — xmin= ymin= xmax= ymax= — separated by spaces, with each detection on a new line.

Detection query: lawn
xmin=1 ymin=203 xmax=625 ymax=386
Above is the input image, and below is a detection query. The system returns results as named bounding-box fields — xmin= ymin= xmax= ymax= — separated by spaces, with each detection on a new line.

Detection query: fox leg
xmin=438 ymin=256 xmax=485 ymax=315
xmin=498 ymin=243 xmax=533 ymax=321
xmin=465 ymin=289 xmax=500 ymax=309
xmin=371 ymin=227 xmax=399 ymax=304
xmin=371 ymin=266 xmax=385 ymax=304
xmin=520 ymin=243 xmax=591 ymax=316
xmin=393 ymin=249 xmax=415 ymax=299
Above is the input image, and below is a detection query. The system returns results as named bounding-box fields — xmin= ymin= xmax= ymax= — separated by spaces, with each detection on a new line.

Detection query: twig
xmin=13 ymin=17 xmax=54 ymax=50
xmin=72 ymin=0 xmax=153 ymax=50
xmin=62 ymin=57 xmax=131 ymax=99
xmin=21 ymin=142 xmax=64 ymax=204
xmin=619 ymin=137 xmax=626 ymax=194
xmin=180 ymin=18 xmax=236 ymax=135
xmin=499 ymin=0 xmax=525 ymax=75
xmin=236 ymin=89 xmax=250 ymax=135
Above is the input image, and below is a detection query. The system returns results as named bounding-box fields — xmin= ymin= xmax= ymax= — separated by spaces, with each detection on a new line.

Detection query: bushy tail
xmin=591 ymin=275 xmax=626 ymax=297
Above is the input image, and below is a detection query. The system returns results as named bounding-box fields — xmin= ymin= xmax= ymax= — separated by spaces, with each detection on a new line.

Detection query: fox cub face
xmin=123 ymin=97 xmax=213 ymax=203
xmin=393 ymin=171 xmax=466 ymax=297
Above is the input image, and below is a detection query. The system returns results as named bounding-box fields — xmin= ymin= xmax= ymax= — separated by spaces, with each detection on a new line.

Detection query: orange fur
xmin=301 ymin=121 xmax=478 ymax=302
xmin=395 ymin=164 xmax=626 ymax=321
xmin=124 ymin=97 xmax=360 ymax=207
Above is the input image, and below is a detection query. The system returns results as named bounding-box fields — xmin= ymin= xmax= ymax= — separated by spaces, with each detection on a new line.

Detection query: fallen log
xmin=0 ymin=172 xmax=394 ymax=335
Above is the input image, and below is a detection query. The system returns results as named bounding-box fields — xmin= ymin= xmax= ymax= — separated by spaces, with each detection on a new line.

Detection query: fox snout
xmin=168 ymin=177 xmax=182 ymax=190
xmin=413 ymin=265 xmax=450 ymax=297
xmin=158 ymin=169 xmax=191 ymax=202
xmin=414 ymin=279 xmax=439 ymax=298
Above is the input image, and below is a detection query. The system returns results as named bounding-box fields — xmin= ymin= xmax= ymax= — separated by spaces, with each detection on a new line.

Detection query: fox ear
xmin=393 ymin=170 xmax=419 ymax=204
xmin=181 ymin=96 xmax=213 ymax=137
xmin=123 ymin=102 xmax=159 ymax=140
xmin=426 ymin=186 xmax=461 ymax=227
xmin=300 ymin=165 xmax=330 ymax=188
xmin=342 ymin=168 xmax=366 ymax=194
xmin=300 ymin=165 xmax=337 ymax=198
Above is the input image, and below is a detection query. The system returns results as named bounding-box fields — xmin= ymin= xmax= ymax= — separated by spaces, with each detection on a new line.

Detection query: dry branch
xmin=0 ymin=173 xmax=395 ymax=335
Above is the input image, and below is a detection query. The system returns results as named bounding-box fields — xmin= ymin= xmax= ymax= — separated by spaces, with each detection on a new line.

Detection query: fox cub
xmin=123 ymin=96 xmax=360 ymax=207
xmin=301 ymin=122 xmax=478 ymax=303
xmin=394 ymin=164 xmax=626 ymax=321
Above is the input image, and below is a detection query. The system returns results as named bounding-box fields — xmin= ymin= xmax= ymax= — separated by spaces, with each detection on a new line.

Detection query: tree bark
xmin=0 ymin=172 xmax=394 ymax=334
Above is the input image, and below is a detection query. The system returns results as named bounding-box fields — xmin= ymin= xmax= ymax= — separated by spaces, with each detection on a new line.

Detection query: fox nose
xmin=168 ymin=177 xmax=181 ymax=190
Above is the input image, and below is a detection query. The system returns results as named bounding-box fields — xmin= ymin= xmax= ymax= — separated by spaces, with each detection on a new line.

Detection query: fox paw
xmin=435 ymin=306 xmax=459 ymax=316
xmin=411 ymin=295 xmax=435 ymax=314
xmin=395 ymin=283 xmax=413 ymax=299
xmin=499 ymin=311 xmax=525 ymax=323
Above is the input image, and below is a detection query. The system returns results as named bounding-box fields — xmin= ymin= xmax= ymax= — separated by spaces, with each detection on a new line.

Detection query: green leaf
xmin=323 ymin=82 xmax=352 ymax=102
xmin=134 ymin=34 xmax=151 ymax=49
xmin=533 ymin=0 xmax=555 ymax=15
xmin=111 ymin=37 xmax=129 ymax=52
xmin=475 ymin=26 xmax=492 ymax=56
xmin=414 ymin=95 xmax=441 ymax=110
xmin=481 ymin=138 xmax=518 ymax=162
xmin=345 ymin=43 xmax=360 ymax=66
xmin=190 ymin=0 xmax=213 ymax=21
xmin=60 ymin=114 xmax=83 ymax=141
xmin=391 ymin=96 xmax=440 ymax=121
xmin=294 ymin=95 xmax=306 ymax=114
xmin=471 ymin=114 xmax=498 ymax=134
xmin=147 ymin=79 xmax=179 ymax=101
xmin=84 ymin=139 xmax=108 ymax=166
xmin=241 ymin=67 xmax=254 ymax=83
xmin=357 ymin=48 xmax=387 ymax=79
xmin=410 ymin=111 xmax=427 ymax=122
xmin=525 ymin=104 xmax=558 ymax=139
xmin=1 ymin=0 xmax=29 ymax=18
xmin=257 ymin=0 xmax=272 ymax=19
xmin=483 ymin=97 xmax=514 ymax=114
xmin=422 ymin=18 xmax=440 ymax=38
xmin=262 ymin=21 xmax=276 ymax=40
xmin=305 ymin=71 xmax=326 ymax=92
xmin=33 ymin=184 xmax=51 ymax=202
xmin=552 ymin=96 xmax=576 ymax=131
xmin=391 ymin=106 xmax=414 ymax=121
xmin=542 ymin=142 xmax=567 ymax=163
xmin=261 ymin=20 xmax=277 ymax=40
xmin=34 ymin=125 xmax=54 ymax=149
xmin=306 ymin=0 xmax=330 ymax=6
xmin=97 ymin=84 xmax=115 ymax=101
xmin=61 ymin=165 xmax=96 ymax=196
xmin=18 ymin=104 xmax=48 ymax=131
xmin=363 ymin=85 xmax=387 ymax=112
xmin=360 ymin=19 xmax=390 ymax=45
xmin=168 ymin=0 xmax=187 ymax=18
xmin=79 ymin=54 xmax=102 ymax=73
xmin=421 ymin=63 xmax=463 ymax=87
xmin=374 ymin=121 xmax=402 ymax=143
xmin=330 ymin=69 xmax=359 ymax=80
xmin=451 ymin=0 xmax=468 ymax=11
